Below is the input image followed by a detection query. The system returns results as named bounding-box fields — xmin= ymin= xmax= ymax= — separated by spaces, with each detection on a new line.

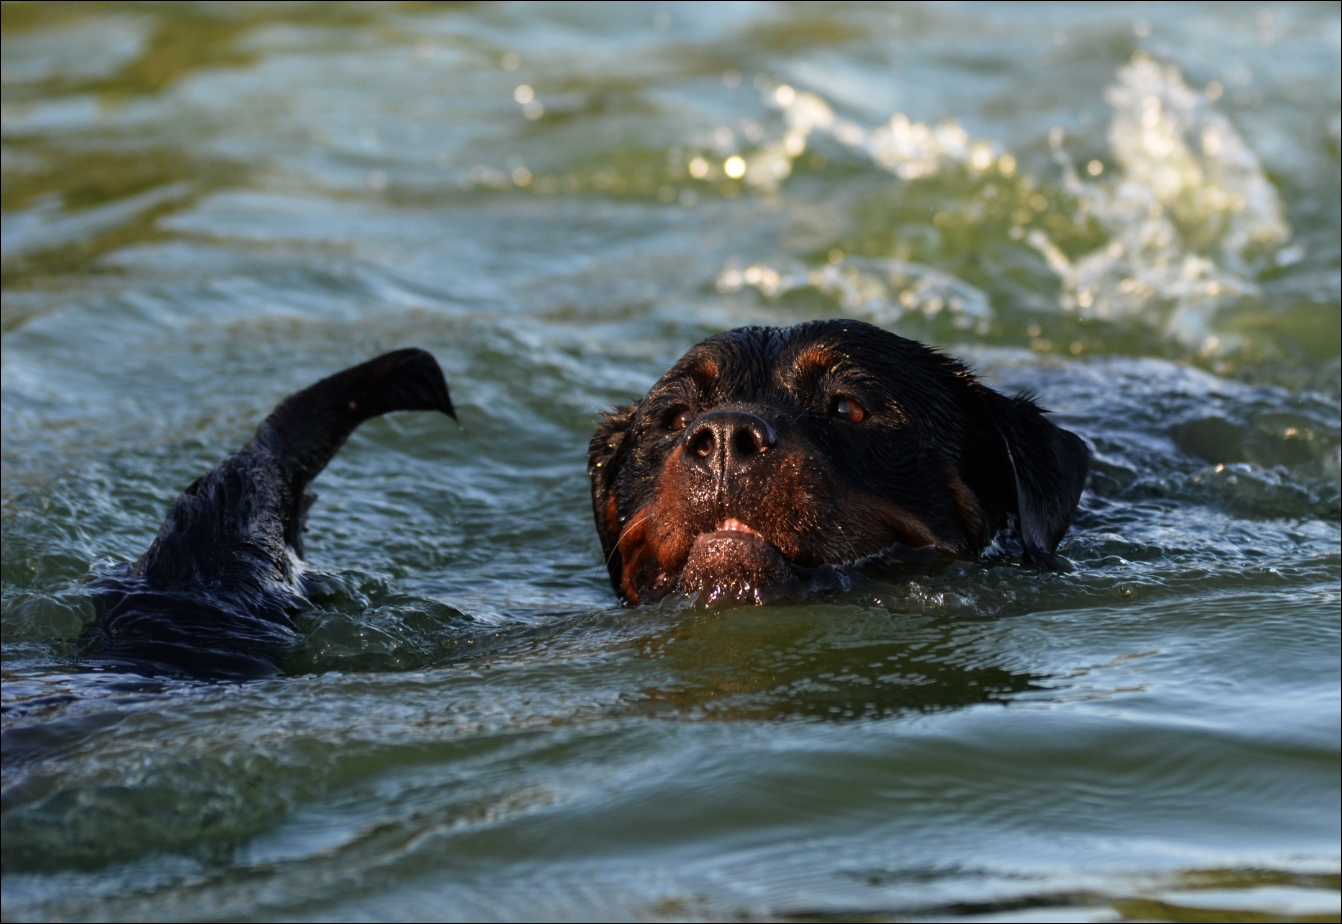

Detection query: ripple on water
xmin=2 ymin=1 xmax=1339 ymax=921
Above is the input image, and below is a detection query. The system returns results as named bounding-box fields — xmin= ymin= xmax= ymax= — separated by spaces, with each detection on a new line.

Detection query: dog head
xmin=589 ymin=321 xmax=1088 ymax=604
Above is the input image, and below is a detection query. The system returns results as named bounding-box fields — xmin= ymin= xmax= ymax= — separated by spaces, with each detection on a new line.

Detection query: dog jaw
xmin=679 ymin=527 xmax=803 ymax=605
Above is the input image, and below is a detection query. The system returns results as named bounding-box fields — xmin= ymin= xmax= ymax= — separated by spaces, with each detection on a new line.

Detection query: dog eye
xmin=831 ymin=397 xmax=867 ymax=422
xmin=667 ymin=409 xmax=695 ymax=430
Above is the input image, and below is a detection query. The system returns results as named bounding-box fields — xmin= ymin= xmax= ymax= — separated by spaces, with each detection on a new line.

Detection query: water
xmin=2 ymin=2 xmax=1339 ymax=920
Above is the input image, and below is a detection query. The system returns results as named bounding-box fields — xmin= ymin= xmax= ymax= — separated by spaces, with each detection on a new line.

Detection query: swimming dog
xmin=84 ymin=322 xmax=1087 ymax=676
xmin=588 ymin=320 xmax=1089 ymax=604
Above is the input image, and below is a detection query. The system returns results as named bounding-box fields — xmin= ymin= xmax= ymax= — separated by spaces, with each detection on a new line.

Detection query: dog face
xmin=589 ymin=321 xmax=1088 ymax=604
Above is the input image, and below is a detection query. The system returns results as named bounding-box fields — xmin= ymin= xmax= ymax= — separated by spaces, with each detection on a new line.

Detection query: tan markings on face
xmin=616 ymin=512 xmax=654 ymax=604
xmin=603 ymin=494 xmax=621 ymax=548
xmin=793 ymin=346 xmax=837 ymax=377
xmin=947 ymin=472 xmax=985 ymax=546
xmin=616 ymin=427 xmax=967 ymax=598
xmin=647 ymin=443 xmax=697 ymax=570
xmin=690 ymin=356 xmax=719 ymax=385
xmin=619 ymin=438 xmax=838 ymax=599
xmin=617 ymin=444 xmax=695 ymax=602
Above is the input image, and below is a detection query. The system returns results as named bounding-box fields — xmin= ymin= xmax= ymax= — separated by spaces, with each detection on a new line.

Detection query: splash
xmin=1029 ymin=54 xmax=1292 ymax=349
xmin=714 ymin=57 xmax=1292 ymax=351
xmin=713 ymin=85 xmax=1004 ymax=326
xmin=715 ymin=257 xmax=992 ymax=331
xmin=737 ymin=83 xmax=1009 ymax=193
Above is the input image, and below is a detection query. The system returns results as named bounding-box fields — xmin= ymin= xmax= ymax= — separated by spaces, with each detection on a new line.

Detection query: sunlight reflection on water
xmin=2 ymin=2 xmax=1338 ymax=920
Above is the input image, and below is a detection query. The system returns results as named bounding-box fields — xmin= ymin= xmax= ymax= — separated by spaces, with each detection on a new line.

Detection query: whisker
xmin=834 ymin=521 xmax=862 ymax=563
xmin=606 ymin=509 xmax=651 ymax=568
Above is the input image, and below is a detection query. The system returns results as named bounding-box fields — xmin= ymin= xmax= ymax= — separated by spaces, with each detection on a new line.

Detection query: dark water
xmin=2 ymin=3 xmax=1339 ymax=920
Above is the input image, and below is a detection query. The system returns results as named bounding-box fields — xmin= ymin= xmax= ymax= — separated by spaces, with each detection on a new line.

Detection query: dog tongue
xmin=679 ymin=529 xmax=802 ymax=605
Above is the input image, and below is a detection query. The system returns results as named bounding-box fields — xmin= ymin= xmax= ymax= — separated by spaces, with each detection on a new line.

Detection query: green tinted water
xmin=2 ymin=2 xmax=1339 ymax=920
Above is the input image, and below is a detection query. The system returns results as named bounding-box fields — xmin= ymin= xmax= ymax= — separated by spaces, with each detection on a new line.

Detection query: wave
xmin=716 ymin=54 xmax=1294 ymax=351
xmin=715 ymin=256 xmax=992 ymax=331
xmin=1032 ymin=54 xmax=1293 ymax=349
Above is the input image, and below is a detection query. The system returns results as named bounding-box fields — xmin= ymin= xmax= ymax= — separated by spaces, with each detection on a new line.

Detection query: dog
xmin=589 ymin=320 xmax=1089 ymax=604
xmin=83 ymin=322 xmax=1088 ymax=677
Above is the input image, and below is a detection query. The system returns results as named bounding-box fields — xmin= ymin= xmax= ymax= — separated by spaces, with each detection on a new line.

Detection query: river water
xmin=2 ymin=3 xmax=1339 ymax=921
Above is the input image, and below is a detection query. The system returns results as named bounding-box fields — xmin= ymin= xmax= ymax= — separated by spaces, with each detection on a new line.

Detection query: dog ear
xmin=588 ymin=403 xmax=637 ymax=580
xmin=993 ymin=394 xmax=1090 ymax=568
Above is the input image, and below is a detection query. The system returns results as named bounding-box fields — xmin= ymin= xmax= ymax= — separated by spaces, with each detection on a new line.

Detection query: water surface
xmin=2 ymin=2 xmax=1339 ymax=920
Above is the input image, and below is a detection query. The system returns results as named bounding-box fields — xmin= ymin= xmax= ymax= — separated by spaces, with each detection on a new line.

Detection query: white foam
xmin=714 ymin=59 xmax=1293 ymax=351
xmin=715 ymin=256 xmax=992 ymax=330
xmin=736 ymin=83 xmax=1004 ymax=193
xmin=1030 ymin=55 xmax=1292 ymax=349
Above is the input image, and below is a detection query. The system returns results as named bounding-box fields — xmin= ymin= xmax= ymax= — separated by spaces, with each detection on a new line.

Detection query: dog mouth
xmin=707 ymin=518 xmax=762 ymax=539
xmin=677 ymin=518 xmax=803 ymax=604
xmin=673 ymin=518 xmax=939 ymax=606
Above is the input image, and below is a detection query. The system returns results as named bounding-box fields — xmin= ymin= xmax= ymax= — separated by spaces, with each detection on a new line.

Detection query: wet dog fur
xmin=84 ymin=349 xmax=455 ymax=678
xmin=589 ymin=320 xmax=1089 ymax=604
xmin=85 ymin=321 xmax=1088 ymax=677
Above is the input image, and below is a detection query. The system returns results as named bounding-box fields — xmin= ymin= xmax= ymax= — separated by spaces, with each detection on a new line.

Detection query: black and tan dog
xmin=589 ymin=320 xmax=1088 ymax=605
xmin=84 ymin=321 xmax=1087 ymax=676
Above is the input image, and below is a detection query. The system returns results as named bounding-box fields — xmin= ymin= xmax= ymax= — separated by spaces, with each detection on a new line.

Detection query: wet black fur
xmin=82 ymin=349 xmax=455 ymax=679
xmin=82 ymin=324 xmax=1086 ymax=678
xmin=589 ymin=320 xmax=1090 ymax=596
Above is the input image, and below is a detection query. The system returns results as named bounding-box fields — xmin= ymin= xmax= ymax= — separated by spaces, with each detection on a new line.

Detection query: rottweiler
xmin=83 ymin=321 xmax=1088 ymax=677
xmin=589 ymin=320 xmax=1088 ymax=604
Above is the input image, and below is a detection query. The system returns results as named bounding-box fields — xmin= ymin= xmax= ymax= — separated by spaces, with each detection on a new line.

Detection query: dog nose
xmin=683 ymin=409 xmax=777 ymax=479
